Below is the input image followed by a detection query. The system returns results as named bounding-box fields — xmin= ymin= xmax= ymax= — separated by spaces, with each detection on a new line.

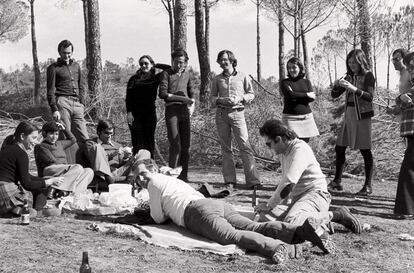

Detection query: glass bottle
xmin=79 ymin=251 xmax=92 ymax=273
xmin=20 ymin=200 xmax=30 ymax=225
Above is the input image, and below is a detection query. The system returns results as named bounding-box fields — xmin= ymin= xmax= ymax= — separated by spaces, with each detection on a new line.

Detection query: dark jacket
xmin=331 ymin=72 xmax=375 ymax=120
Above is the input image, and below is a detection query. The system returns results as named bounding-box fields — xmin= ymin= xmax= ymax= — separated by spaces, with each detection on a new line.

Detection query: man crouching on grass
xmin=133 ymin=149 xmax=336 ymax=265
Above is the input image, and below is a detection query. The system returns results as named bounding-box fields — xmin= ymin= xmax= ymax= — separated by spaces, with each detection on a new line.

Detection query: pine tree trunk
xmin=357 ymin=0 xmax=372 ymax=68
xmin=167 ymin=0 xmax=174 ymax=55
xmin=173 ymin=0 xmax=187 ymax=51
xmin=204 ymin=0 xmax=210 ymax=59
xmin=256 ymin=1 xmax=261 ymax=82
xmin=195 ymin=0 xmax=210 ymax=106
xmin=86 ymin=0 xmax=102 ymax=118
xmin=301 ymin=23 xmax=310 ymax=82
xmin=29 ymin=0 xmax=40 ymax=105
xmin=278 ymin=0 xmax=285 ymax=82
xmin=82 ymin=0 xmax=90 ymax=72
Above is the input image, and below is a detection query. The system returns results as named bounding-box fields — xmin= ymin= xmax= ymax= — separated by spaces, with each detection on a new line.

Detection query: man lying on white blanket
xmin=134 ymin=149 xmax=335 ymax=265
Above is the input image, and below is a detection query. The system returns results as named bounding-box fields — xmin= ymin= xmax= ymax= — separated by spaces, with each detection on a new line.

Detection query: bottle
xmin=20 ymin=200 xmax=30 ymax=225
xmin=79 ymin=251 xmax=92 ymax=273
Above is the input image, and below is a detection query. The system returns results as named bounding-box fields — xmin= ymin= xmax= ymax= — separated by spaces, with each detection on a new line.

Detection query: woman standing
xmin=280 ymin=57 xmax=319 ymax=143
xmin=328 ymin=49 xmax=375 ymax=195
xmin=126 ymin=55 xmax=168 ymax=157
xmin=0 ymin=121 xmax=63 ymax=216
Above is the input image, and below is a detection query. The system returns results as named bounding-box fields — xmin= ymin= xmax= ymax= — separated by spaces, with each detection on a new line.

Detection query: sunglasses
xmin=140 ymin=62 xmax=150 ymax=66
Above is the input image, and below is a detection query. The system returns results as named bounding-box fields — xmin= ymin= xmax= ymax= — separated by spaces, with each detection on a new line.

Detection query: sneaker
xmin=328 ymin=180 xmax=343 ymax=191
xmin=355 ymin=186 xmax=372 ymax=196
xmin=295 ymin=217 xmax=334 ymax=254
xmin=334 ymin=206 xmax=362 ymax=234
xmin=272 ymin=244 xmax=302 ymax=264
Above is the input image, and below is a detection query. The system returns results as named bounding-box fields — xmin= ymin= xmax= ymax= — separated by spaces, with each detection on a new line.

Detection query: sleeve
xmin=242 ymin=74 xmax=255 ymax=103
xmin=187 ymin=71 xmax=195 ymax=99
xmin=158 ymin=71 xmax=169 ymax=100
xmin=78 ymin=64 xmax=86 ymax=105
xmin=46 ymin=64 xmax=58 ymax=112
xmin=17 ymin=151 xmax=46 ymax=190
xmin=148 ymin=180 xmax=168 ymax=224
xmin=266 ymin=146 xmax=309 ymax=208
xmin=356 ymin=72 xmax=374 ymax=102
xmin=281 ymin=79 xmax=313 ymax=101
xmin=331 ymin=84 xmax=346 ymax=99
xmin=126 ymin=75 xmax=135 ymax=113
xmin=154 ymin=63 xmax=172 ymax=71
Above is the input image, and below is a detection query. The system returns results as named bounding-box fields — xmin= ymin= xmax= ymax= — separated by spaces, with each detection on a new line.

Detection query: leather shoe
xmin=356 ymin=186 xmax=372 ymax=196
xmin=328 ymin=180 xmax=343 ymax=191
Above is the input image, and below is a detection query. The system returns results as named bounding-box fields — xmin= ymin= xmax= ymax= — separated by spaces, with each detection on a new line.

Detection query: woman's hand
xmin=127 ymin=112 xmax=134 ymax=125
xmin=306 ymin=92 xmax=316 ymax=99
xmin=45 ymin=176 xmax=64 ymax=187
xmin=338 ymin=79 xmax=357 ymax=92
xmin=254 ymin=202 xmax=271 ymax=213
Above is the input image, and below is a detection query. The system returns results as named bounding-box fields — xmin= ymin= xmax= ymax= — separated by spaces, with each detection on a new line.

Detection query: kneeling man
xmin=134 ymin=149 xmax=335 ymax=265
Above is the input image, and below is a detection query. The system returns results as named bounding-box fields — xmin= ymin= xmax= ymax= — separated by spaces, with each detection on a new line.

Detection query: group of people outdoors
xmin=0 ymin=38 xmax=413 ymax=264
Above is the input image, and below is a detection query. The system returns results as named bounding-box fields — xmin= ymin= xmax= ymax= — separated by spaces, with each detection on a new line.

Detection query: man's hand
xmin=400 ymin=93 xmax=413 ymax=104
xmin=45 ymin=176 xmax=64 ymax=187
xmin=56 ymin=121 xmax=65 ymax=130
xmin=188 ymin=99 xmax=195 ymax=116
xmin=306 ymin=92 xmax=316 ymax=99
xmin=52 ymin=111 xmax=61 ymax=121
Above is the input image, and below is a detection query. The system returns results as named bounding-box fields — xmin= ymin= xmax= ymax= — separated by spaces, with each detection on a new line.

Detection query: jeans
xmin=57 ymin=96 xmax=89 ymax=142
xmin=269 ymin=190 xmax=331 ymax=225
xmin=184 ymin=199 xmax=296 ymax=258
xmin=43 ymin=164 xmax=93 ymax=193
xmin=165 ymin=105 xmax=190 ymax=178
xmin=215 ymin=108 xmax=260 ymax=185
xmin=129 ymin=110 xmax=157 ymax=157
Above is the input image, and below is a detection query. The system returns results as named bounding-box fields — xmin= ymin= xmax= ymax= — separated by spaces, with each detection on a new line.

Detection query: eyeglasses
xmin=102 ymin=130 xmax=114 ymax=136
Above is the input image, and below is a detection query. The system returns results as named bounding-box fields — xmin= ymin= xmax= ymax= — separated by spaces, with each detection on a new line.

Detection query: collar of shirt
xmin=57 ymin=58 xmax=74 ymax=65
xmin=97 ymin=138 xmax=114 ymax=147
xmin=222 ymin=69 xmax=238 ymax=78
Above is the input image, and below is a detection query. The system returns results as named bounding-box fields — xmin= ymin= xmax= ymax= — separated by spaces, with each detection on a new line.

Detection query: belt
xmin=217 ymin=106 xmax=244 ymax=112
xmin=58 ymin=95 xmax=79 ymax=102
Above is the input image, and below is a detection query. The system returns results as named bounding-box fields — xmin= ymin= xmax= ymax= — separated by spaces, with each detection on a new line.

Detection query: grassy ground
xmin=1 ymin=168 xmax=413 ymax=273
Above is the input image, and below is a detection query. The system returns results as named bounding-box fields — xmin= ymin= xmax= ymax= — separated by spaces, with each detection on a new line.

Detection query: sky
xmin=0 ymin=0 xmax=411 ymax=89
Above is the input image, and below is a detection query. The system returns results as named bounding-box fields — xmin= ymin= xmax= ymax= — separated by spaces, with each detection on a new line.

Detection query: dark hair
xmin=393 ymin=48 xmax=408 ymax=59
xmin=41 ymin=122 xmax=59 ymax=138
xmin=2 ymin=121 xmax=38 ymax=149
xmin=171 ymin=49 xmax=189 ymax=62
xmin=259 ymin=119 xmax=297 ymax=141
xmin=96 ymin=119 xmax=114 ymax=135
xmin=345 ymin=49 xmax=370 ymax=76
xmin=58 ymin=40 xmax=73 ymax=53
xmin=403 ymin=52 xmax=414 ymax=67
xmin=139 ymin=55 xmax=155 ymax=66
xmin=286 ymin=57 xmax=305 ymax=78
xmin=216 ymin=50 xmax=238 ymax=68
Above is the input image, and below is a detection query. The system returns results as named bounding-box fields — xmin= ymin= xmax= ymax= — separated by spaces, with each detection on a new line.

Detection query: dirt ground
xmin=1 ymin=167 xmax=414 ymax=273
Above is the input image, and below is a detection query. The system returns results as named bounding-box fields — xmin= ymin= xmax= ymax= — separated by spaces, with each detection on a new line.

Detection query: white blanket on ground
xmin=89 ymin=222 xmax=244 ymax=256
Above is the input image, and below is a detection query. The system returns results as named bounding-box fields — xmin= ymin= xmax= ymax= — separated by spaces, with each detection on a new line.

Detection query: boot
xmin=331 ymin=206 xmax=361 ymax=234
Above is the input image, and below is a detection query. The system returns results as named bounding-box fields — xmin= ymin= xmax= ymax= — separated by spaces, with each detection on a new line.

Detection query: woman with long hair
xmin=280 ymin=57 xmax=319 ymax=142
xmin=0 ymin=121 xmax=63 ymax=216
xmin=328 ymin=49 xmax=375 ymax=195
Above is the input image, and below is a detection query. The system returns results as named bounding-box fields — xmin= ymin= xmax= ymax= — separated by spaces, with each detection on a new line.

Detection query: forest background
xmin=0 ymin=0 xmax=413 ymax=181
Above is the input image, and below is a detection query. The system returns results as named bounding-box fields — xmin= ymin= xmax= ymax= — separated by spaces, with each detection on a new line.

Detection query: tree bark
xmin=29 ymin=0 xmax=40 ymax=105
xmin=173 ymin=0 xmax=187 ymax=51
xmin=256 ymin=1 xmax=261 ymax=82
xmin=278 ymin=0 xmax=285 ymax=82
xmin=357 ymin=0 xmax=372 ymax=68
xmin=82 ymin=0 xmax=90 ymax=72
xmin=301 ymin=23 xmax=310 ymax=81
xmin=86 ymin=0 xmax=103 ymax=118
xmin=195 ymin=0 xmax=211 ymax=105
xmin=167 ymin=0 xmax=174 ymax=54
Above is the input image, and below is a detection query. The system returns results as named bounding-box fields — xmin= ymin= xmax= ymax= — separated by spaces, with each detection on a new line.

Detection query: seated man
xmin=134 ymin=149 xmax=335 ymax=265
xmin=84 ymin=119 xmax=135 ymax=185
xmin=256 ymin=119 xmax=362 ymax=234
xmin=34 ymin=121 xmax=93 ymax=198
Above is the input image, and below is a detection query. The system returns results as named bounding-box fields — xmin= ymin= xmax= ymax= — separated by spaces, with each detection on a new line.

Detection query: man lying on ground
xmin=83 ymin=119 xmax=136 ymax=186
xmin=256 ymin=119 xmax=362 ymax=234
xmin=133 ymin=149 xmax=336 ymax=265
xmin=34 ymin=121 xmax=93 ymax=198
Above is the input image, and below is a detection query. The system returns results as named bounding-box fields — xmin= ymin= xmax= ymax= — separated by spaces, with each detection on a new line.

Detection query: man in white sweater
xmin=133 ymin=149 xmax=335 ymax=264
xmin=257 ymin=119 xmax=362 ymax=234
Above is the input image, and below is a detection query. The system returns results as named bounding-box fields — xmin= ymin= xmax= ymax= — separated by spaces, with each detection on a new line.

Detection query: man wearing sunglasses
xmin=256 ymin=119 xmax=362 ymax=234
xmin=83 ymin=119 xmax=135 ymax=186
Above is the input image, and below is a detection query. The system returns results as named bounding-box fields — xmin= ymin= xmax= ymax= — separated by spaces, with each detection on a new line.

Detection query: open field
xmin=1 ymin=167 xmax=413 ymax=273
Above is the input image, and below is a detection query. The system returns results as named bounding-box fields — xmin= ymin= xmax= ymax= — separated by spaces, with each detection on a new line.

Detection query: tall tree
xmin=394 ymin=5 xmax=414 ymax=51
xmin=252 ymin=0 xmax=264 ymax=82
xmin=86 ymin=0 xmax=102 ymax=116
xmin=195 ymin=0 xmax=211 ymax=105
xmin=161 ymin=0 xmax=175 ymax=54
xmin=27 ymin=0 xmax=40 ymax=105
xmin=174 ymin=0 xmax=187 ymax=50
xmin=357 ymin=0 xmax=372 ymax=68
xmin=0 ymin=0 xmax=29 ymax=43
xmin=81 ymin=0 xmax=90 ymax=72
